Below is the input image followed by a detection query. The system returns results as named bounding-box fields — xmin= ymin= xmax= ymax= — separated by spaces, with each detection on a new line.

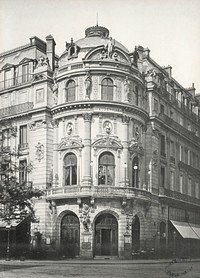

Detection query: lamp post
xmin=124 ymin=162 xmax=127 ymax=187
xmin=173 ymin=231 xmax=176 ymax=258
xmin=5 ymin=224 xmax=11 ymax=261
xmin=133 ymin=164 xmax=138 ymax=188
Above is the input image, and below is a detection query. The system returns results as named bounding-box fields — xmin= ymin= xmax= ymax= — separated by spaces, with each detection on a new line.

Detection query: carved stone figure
xmin=132 ymin=47 xmax=139 ymax=67
xmin=105 ymin=37 xmax=115 ymax=58
xmin=52 ymin=75 xmax=58 ymax=105
xmin=66 ymin=123 xmax=73 ymax=135
xmin=103 ymin=121 xmax=112 ymax=135
xmin=81 ymin=204 xmax=90 ymax=232
xmin=124 ymin=76 xmax=130 ymax=101
xmin=84 ymin=72 xmax=92 ymax=99
xmin=35 ymin=142 xmax=44 ymax=162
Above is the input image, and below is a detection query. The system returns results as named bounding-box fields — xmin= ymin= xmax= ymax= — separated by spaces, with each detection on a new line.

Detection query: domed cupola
xmin=85 ymin=25 xmax=109 ymax=38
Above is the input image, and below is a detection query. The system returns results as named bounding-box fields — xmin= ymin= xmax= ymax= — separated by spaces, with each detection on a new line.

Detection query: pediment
xmin=2 ymin=63 xmax=15 ymax=70
xmin=92 ymin=136 xmax=123 ymax=149
xmin=84 ymin=46 xmax=130 ymax=63
xmin=19 ymin=57 xmax=33 ymax=65
xmin=58 ymin=137 xmax=83 ymax=151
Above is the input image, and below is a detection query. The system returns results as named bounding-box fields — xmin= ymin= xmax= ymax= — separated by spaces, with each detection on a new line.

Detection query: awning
xmin=0 ymin=219 xmax=22 ymax=230
xmin=189 ymin=223 xmax=200 ymax=239
xmin=170 ymin=220 xmax=199 ymax=239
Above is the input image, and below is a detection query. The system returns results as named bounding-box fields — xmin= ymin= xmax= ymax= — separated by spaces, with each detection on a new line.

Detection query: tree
xmin=0 ymin=121 xmax=44 ymax=225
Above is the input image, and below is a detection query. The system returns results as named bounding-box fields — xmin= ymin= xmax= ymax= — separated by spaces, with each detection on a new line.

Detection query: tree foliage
xmin=0 ymin=121 xmax=44 ymax=224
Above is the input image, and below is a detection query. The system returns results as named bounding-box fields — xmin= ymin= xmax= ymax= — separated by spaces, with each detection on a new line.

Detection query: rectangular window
xmin=22 ymin=64 xmax=29 ymax=83
xmin=161 ymin=167 xmax=165 ymax=187
xmin=19 ymin=125 xmax=28 ymax=148
xmin=179 ymin=116 xmax=183 ymax=126
xmin=188 ymin=177 xmax=192 ymax=196
xmin=154 ymin=98 xmax=158 ymax=113
xmin=19 ymin=159 xmax=27 ymax=183
xmin=179 ymin=145 xmax=184 ymax=161
xmin=185 ymin=148 xmax=188 ymax=164
xmin=160 ymin=135 xmax=165 ymax=157
xmin=2 ymin=129 xmax=10 ymax=148
xmin=170 ymin=141 xmax=174 ymax=157
xmin=160 ymin=104 xmax=165 ymax=114
xmin=180 ymin=175 xmax=183 ymax=194
xmin=4 ymin=69 xmax=11 ymax=88
xmin=170 ymin=171 xmax=175 ymax=190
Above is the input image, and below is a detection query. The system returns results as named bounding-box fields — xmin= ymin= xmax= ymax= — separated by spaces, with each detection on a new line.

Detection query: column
xmin=53 ymin=120 xmax=59 ymax=187
xmin=82 ymin=113 xmax=92 ymax=186
xmin=120 ymin=115 xmax=130 ymax=187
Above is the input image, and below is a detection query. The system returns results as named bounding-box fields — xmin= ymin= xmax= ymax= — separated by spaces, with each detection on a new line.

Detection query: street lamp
xmin=133 ymin=164 xmax=138 ymax=188
xmin=5 ymin=224 xmax=11 ymax=261
xmin=124 ymin=162 xmax=127 ymax=187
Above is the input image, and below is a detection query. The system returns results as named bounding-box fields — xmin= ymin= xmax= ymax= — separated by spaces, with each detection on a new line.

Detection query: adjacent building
xmin=0 ymin=25 xmax=200 ymax=259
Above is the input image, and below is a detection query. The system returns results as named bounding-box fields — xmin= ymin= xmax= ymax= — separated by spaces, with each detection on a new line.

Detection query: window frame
xmin=101 ymin=78 xmax=114 ymax=101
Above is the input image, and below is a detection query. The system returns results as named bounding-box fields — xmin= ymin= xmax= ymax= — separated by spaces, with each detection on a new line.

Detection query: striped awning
xmin=170 ymin=220 xmax=199 ymax=239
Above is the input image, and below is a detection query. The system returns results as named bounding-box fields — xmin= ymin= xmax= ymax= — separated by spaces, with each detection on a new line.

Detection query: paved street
xmin=0 ymin=259 xmax=199 ymax=278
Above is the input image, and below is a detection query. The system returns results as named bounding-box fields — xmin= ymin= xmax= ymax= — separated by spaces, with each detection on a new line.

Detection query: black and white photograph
xmin=0 ymin=0 xmax=200 ymax=277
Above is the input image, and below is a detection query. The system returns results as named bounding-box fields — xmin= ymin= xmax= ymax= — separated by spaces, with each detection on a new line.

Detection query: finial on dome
xmin=96 ymin=12 xmax=98 ymax=26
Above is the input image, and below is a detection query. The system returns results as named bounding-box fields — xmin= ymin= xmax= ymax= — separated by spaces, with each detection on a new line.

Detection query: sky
xmin=0 ymin=0 xmax=200 ymax=94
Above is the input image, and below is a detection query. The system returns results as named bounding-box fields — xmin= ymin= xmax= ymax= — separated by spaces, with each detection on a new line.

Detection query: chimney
xmin=46 ymin=35 xmax=56 ymax=71
xmin=163 ymin=65 xmax=172 ymax=78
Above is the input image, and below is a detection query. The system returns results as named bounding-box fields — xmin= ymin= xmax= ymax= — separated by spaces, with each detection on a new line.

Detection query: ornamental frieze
xmin=92 ymin=136 xmax=123 ymax=150
xmin=57 ymin=137 xmax=83 ymax=151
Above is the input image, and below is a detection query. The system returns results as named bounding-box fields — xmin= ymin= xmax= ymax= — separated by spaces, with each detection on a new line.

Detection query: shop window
xmin=101 ymin=78 xmax=114 ymax=101
xmin=98 ymin=152 xmax=115 ymax=185
xmin=63 ymin=153 xmax=77 ymax=186
xmin=66 ymin=80 xmax=76 ymax=102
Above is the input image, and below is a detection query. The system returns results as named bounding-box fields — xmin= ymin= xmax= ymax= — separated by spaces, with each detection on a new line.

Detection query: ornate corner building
xmin=0 ymin=25 xmax=200 ymax=259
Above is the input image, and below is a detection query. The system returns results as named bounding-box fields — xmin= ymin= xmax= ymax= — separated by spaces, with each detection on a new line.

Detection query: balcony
xmin=159 ymin=113 xmax=199 ymax=143
xmin=159 ymin=188 xmax=200 ymax=206
xmin=46 ymin=185 xmax=152 ymax=203
xmin=0 ymin=102 xmax=33 ymax=118
xmin=0 ymin=74 xmax=32 ymax=91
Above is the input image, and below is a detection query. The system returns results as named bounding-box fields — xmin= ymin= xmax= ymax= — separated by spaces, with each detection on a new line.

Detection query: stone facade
xmin=0 ymin=25 xmax=200 ymax=259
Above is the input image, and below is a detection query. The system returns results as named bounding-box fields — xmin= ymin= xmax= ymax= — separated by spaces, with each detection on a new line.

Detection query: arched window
xmin=66 ymin=80 xmax=76 ymax=102
xmin=132 ymin=156 xmax=139 ymax=188
xmin=98 ymin=152 xmax=115 ymax=185
xmin=101 ymin=78 xmax=114 ymax=101
xmin=135 ymin=86 xmax=139 ymax=106
xmin=63 ymin=153 xmax=77 ymax=185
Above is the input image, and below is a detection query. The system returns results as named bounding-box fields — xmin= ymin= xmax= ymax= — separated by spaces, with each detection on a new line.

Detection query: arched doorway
xmin=94 ymin=213 xmax=118 ymax=256
xmin=132 ymin=215 xmax=140 ymax=251
xmin=60 ymin=213 xmax=80 ymax=257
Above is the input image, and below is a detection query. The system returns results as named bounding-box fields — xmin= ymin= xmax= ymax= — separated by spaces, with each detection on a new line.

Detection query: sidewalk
xmin=1 ymin=258 xmax=200 ymax=265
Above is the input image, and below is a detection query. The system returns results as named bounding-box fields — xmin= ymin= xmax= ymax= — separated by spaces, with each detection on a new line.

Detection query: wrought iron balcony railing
xmin=0 ymin=74 xmax=32 ymax=91
xmin=159 ymin=188 xmax=200 ymax=206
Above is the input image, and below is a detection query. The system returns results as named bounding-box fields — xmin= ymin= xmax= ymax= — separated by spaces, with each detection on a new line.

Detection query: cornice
xmin=51 ymin=101 xmax=149 ymax=122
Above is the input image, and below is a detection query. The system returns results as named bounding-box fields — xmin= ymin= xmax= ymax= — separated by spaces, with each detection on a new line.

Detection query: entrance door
xmin=94 ymin=213 xmax=118 ymax=256
xmin=61 ymin=214 xmax=80 ymax=257
xmin=102 ymin=229 xmax=111 ymax=255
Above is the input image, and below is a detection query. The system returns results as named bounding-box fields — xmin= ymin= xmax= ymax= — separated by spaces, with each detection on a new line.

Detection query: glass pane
xmin=66 ymin=81 xmax=75 ymax=101
xmin=64 ymin=153 xmax=77 ymax=166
